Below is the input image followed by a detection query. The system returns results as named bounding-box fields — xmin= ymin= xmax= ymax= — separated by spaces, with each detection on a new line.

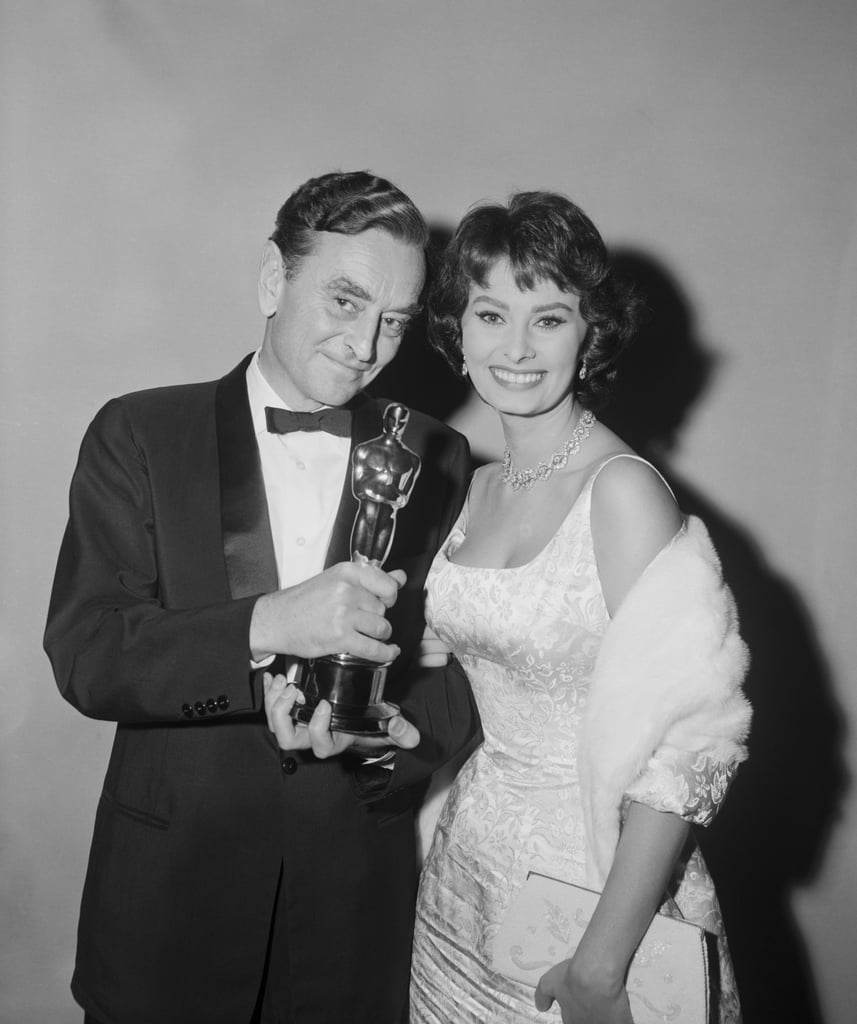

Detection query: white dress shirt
xmin=246 ymin=350 xmax=351 ymax=680
xmin=246 ymin=351 xmax=351 ymax=588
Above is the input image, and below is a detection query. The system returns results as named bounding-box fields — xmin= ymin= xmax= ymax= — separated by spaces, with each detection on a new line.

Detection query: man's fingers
xmin=387 ymin=568 xmax=407 ymax=589
xmin=306 ymin=699 xmax=334 ymax=758
xmin=353 ymin=610 xmax=393 ymax=641
xmin=386 ymin=714 xmax=420 ymax=749
xmin=269 ymin=687 xmax=417 ymax=757
xmin=306 ymin=700 xmax=359 ymax=759
xmin=262 ymin=671 xmax=286 ymax=721
xmin=348 ymin=637 xmax=401 ymax=665
xmin=352 ymin=564 xmax=405 ymax=608
xmin=264 ymin=674 xmax=309 ymax=751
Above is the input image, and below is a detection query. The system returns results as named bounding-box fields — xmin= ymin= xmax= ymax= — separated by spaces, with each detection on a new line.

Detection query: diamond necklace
xmin=500 ymin=410 xmax=596 ymax=491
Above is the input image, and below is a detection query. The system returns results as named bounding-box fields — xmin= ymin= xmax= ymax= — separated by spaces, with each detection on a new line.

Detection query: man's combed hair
xmin=428 ymin=191 xmax=644 ymax=409
xmin=271 ymin=170 xmax=429 ymax=277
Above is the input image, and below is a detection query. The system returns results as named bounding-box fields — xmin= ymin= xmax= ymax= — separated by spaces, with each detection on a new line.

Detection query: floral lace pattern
xmin=411 ymin=460 xmax=742 ymax=1024
xmin=625 ymin=748 xmax=741 ymax=827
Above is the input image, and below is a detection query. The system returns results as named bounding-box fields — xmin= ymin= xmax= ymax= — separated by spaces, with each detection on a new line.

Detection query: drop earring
xmin=578 ymin=361 xmax=588 ymax=381
xmin=461 ymin=358 xmax=469 ymax=377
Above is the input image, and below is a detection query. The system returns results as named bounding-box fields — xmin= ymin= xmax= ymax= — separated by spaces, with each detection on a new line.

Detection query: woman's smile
xmin=489 ymin=366 xmax=546 ymax=387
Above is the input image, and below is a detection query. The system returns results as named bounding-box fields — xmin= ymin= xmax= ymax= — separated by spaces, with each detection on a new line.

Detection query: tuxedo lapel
xmin=215 ymin=356 xmax=279 ymax=599
xmin=324 ymin=394 xmax=383 ymax=569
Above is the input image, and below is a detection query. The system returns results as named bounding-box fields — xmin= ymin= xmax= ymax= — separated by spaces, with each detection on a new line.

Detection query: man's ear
xmin=258 ymin=240 xmax=284 ymax=318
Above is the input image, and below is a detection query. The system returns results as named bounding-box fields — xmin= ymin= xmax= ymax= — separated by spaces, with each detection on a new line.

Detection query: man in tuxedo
xmin=44 ymin=170 xmax=479 ymax=1024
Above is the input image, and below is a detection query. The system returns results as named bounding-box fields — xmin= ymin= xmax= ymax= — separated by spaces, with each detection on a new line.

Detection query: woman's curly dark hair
xmin=428 ymin=191 xmax=645 ymax=409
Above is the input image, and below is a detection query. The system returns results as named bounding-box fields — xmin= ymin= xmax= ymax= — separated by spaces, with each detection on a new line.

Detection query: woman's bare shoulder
xmin=590 ymin=455 xmax=682 ymax=616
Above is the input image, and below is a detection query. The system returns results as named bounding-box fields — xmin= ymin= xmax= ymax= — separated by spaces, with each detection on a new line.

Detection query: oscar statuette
xmin=292 ymin=403 xmax=421 ymax=734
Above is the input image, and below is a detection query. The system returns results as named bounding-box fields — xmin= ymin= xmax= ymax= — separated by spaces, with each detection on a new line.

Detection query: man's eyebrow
xmin=327 ymin=276 xmax=421 ymax=317
xmin=326 ymin=276 xmax=373 ymax=302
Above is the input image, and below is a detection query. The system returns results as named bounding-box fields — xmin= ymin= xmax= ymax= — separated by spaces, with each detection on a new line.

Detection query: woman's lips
xmin=489 ymin=366 xmax=546 ymax=386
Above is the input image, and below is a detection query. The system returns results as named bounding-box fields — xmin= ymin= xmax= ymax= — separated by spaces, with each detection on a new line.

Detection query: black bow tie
xmin=265 ymin=406 xmax=352 ymax=438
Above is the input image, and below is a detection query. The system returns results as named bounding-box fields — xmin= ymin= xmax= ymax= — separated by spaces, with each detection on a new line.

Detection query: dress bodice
xmin=426 ymin=464 xmax=609 ymax=782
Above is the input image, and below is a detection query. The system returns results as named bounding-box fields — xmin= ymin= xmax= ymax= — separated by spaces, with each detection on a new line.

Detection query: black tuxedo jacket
xmin=45 ymin=356 xmax=480 ymax=1024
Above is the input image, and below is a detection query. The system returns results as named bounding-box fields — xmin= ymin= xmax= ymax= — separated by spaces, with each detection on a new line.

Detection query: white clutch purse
xmin=491 ymin=872 xmax=710 ymax=1024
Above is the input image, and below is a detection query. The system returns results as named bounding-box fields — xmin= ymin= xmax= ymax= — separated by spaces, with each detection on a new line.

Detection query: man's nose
xmin=346 ymin=317 xmax=378 ymax=363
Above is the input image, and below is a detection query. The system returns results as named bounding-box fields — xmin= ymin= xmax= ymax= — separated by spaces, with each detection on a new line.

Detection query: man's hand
xmin=263 ymin=674 xmax=420 ymax=758
xmin=250 ymin=563 xmax=406 ymax=664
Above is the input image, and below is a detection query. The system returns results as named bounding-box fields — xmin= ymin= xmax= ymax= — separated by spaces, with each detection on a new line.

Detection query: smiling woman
xmin=428 ymin=191 xmax=642 ymax=410
xmin=410 ymin=191 xmax=751 ymax=1024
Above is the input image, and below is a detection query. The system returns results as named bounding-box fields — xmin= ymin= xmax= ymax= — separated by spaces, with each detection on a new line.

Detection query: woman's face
xmin=460 ymin=258 xmax=588 ymax=418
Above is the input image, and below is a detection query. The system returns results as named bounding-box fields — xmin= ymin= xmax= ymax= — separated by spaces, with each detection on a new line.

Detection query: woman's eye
xmin=475 ymin=311 xmax=502 ymax=325
xmin=536 ymin=316 xmax=565 ymax=329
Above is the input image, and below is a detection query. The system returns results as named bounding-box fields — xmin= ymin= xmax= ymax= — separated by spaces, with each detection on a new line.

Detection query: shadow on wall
xmin=380 ymin=238 xmax=849 ymax=1024
xmin=602 ymin=248 xmax=849 ymax=1024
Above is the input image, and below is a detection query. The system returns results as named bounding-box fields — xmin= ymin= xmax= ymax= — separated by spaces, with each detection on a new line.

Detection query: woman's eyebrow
xmin=531 ymin=302 xmax=576 ymax=314
xmin=470 ymin=295 xmax=508 ymax=309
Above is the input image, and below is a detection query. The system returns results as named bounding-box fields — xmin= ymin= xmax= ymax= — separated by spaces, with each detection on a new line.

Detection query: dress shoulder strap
xmin=459 ymin=463 xmax=494 ymax=532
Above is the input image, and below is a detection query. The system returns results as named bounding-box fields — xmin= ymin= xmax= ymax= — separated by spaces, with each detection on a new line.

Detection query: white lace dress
xmin=410 ymin=458 xmax=741 ymax=1023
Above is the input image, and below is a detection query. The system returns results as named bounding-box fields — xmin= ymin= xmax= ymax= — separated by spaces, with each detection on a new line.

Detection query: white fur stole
xmin=579 ymin=516 xmax=752 ymax=888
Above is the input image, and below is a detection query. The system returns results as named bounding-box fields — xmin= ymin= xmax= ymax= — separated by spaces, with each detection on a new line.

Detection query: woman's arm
xmin=535 ymin=802 xmax=689 ymax=1023
xmin=535 ymin=456 xmax=685 ymax=1022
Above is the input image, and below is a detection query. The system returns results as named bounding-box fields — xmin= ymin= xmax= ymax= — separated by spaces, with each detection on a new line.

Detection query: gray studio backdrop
xmin=2 ymin=2 xmax=856 ymax=1021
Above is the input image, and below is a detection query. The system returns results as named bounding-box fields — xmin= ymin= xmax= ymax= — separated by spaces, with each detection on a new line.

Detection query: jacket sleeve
xmin=44 ymin=398 xmax=262 ymax=725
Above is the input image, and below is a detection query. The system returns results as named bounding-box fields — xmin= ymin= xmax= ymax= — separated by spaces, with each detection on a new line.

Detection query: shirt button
xmin=181 ymin=704 xmax=193 ymax=718
xmin=281 ymin=756 xmax=298 ymax=775
xmin=217 ymin=695 xmax=230 ymax=711
xmin=206 ymin=698 xmax=217 ymax=713
xmin=194 ymin=701 xmax=206 ymax=716
xmin=296 ymin=460 xmax=306 ymax=470
xmin=296 ymin=537 xmax=306 ymax=547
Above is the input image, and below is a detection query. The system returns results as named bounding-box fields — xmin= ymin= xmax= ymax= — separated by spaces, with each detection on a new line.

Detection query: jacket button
xmin=217 ymin=695 xmax=230 ymax=711
xmin=194 ymin=701 xmax=206 ymax=716
xmin=181 ymin=704 xmax=193 ymax=718
xmin=281 ymin=756 xmax=298 ymax=775
xmin=206 ymin=698 xmax=217 ymax=713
